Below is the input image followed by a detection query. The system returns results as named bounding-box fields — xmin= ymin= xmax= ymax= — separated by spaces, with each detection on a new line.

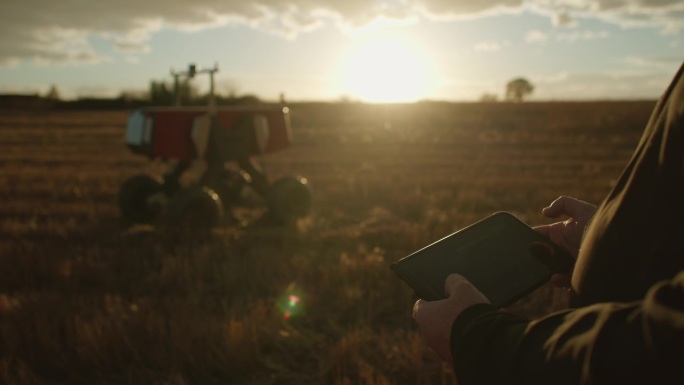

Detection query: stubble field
xmin=0 ymin=101 xmax=654 ymax=384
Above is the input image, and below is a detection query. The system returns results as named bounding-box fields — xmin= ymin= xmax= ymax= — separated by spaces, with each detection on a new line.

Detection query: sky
xmin=0 ymin=0 xmax=683 ymax=102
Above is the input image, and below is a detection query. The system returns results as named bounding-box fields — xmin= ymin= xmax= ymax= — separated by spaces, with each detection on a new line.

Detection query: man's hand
xmin=534 ymin=196 xmax=597 ymax=288
xmin=413 ymin=274 xmax=490 ymax=364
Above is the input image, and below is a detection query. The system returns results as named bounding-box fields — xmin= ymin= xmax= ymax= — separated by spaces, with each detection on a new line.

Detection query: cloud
xmin=0 ymin=84 xmax=46 ymax=95
xmin=439 ymin=68 xmax=675 ymax=100
xmin=74 ymin=85 xmax=121 ymax=98
xmin=113 ymin=41 xmax=151 ymax=54
xmin=415 ymin=0 xmax=524 ymax=20
xmin=526 ymin=30 xmax=550 ymax=43
xmin=523 ymin=28 xmax=610 ymax=43
xmin=533 ymin=70 xmax=674 ymax=100
xmin=474 ymin=40 xmax=504 ymax=52
xmin=0 ymin=25 xmax=107 ymax=66
xmin=1 ymin=0 xmax=684 ymax=66
xmin=625 ymin=55 xmax=683 ymax=69
xmin=556 ymin=30 xmax=609 ymax=42
xmin=552 ymin=10 xmax=577 ymax=27
xmin=535 ymin=71 xmax=569 ymax=83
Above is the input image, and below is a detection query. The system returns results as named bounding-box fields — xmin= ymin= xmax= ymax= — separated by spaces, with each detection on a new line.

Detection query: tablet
xmin=391 ymin=212 xmax=572 ymax=308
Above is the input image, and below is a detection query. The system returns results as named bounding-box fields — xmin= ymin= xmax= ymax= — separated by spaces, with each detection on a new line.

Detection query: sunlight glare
xmin=339 ymin=35 xmax=437 ymax=103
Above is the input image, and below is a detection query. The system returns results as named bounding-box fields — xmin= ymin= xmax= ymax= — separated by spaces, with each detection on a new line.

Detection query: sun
xmin=338 ymin=35 xmax=437 ymax=103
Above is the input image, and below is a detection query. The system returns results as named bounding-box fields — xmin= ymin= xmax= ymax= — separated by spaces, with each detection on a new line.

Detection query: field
xmin=0 ymin=101 xmax=654 ymax=385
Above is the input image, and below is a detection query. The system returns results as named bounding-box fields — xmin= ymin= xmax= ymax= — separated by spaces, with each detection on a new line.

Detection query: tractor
xmin=119 ymin=63 xmax=311 ymax=228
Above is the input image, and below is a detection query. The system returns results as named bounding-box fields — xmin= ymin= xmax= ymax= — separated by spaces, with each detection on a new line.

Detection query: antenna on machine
xmin=170 ymin=63 xmax=220 ymax=111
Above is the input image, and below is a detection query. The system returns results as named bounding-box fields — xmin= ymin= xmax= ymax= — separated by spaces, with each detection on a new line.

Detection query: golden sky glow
xmin=336 ymin=34 xmax=439 ymax=102
xmin=1 ymin=1 xmax=682 ymax=101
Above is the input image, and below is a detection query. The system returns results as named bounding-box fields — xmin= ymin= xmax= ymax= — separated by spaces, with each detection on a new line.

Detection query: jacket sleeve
xmin=450 ymin=270 xmax=684 ymax=385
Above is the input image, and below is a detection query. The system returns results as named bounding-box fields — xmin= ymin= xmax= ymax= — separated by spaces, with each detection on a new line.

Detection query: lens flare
xmin=278 ymin=286 xmax=304 ymax=320
xmin=288 ymin=295 xmax=299 ymax=306
xmin=283 ymin=295 xmax=300 ymax=319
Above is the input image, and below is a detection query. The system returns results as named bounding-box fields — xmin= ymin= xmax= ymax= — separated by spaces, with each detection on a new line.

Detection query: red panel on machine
xmin=143 ymin=107 xmax=291 ymax=160
xmin=259 ymin=109 xmax=291 ymax=153
xmin=212 ymin=108 xmax=292 ymax=154
xmin=150 ymin=110 xmax=199 ymax=159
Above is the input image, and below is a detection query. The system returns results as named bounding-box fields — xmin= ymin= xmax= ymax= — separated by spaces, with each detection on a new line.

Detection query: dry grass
xmin=0 ymin=101 xmax=653 ymax=384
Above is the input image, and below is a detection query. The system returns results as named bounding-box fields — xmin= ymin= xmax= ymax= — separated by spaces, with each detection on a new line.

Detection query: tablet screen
xmin=392 ymin=212 xmax=570 ymax=307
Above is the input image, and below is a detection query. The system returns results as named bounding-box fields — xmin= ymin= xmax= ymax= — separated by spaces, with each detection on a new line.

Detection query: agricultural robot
xmin=119 ymin=63 xmax=311 ymax=228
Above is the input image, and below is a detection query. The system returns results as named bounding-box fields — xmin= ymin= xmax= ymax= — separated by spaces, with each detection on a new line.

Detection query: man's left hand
xmin=413 ymin=274 xmax=490 ymax=364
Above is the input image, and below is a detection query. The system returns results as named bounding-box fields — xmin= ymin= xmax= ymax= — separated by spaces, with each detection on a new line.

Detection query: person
xmin=412 ymin=60 xmax=684 ymax=385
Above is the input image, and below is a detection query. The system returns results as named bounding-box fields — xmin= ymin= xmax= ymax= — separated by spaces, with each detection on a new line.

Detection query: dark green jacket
xmin=450 ymin=62 xmax=684 ymax=385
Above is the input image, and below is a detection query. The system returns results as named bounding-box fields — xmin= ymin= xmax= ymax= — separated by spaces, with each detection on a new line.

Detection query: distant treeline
xmin=60 ymin=93 xmax=262 ymax=110
xmin=0 ymin=93 xmax=264 ymax=111
xmin=0 ymin=82 xmax=261 ymax=110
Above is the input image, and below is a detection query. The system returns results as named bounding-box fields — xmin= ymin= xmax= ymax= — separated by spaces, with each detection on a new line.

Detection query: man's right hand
xmin=534 ymin=196 xmax=597 ymax=288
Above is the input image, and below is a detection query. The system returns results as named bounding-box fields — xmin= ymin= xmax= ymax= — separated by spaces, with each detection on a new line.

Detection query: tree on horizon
xmin=505 ymin=78 xmax=534 ymax=102
xmin=45 ymin=84 xmax=61 ymax=101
